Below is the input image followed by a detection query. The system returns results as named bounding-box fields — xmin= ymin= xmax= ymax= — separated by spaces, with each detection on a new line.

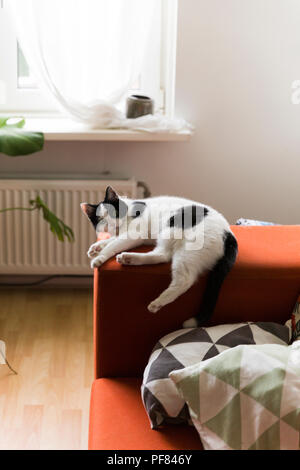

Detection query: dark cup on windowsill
xmin=126 ymin=94 xmax=154 ymax=119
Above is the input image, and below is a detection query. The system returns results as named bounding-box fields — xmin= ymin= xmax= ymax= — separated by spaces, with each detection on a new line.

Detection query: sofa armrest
xmin=93 ymin=245 xmax=205 ymax=378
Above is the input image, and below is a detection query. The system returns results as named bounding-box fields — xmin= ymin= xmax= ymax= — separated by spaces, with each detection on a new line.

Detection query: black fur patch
xmin=194 ymin=230 xmax=238 ymax=326
xmin=103 ymin=186 xmax=128 ymax=219
xmin=130 ymin=201 xmax=146 ymax=218
xmin=103 ymin=200 xmax=128 ymax=219
xmin=169 ymin=205 xmax=209 ymax=229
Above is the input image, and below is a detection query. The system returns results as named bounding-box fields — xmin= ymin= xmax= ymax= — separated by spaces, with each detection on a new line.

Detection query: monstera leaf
xmin=0 ymin=196 xmax=75 ymax=243
xmin=30 ymin=196 xmax=75 ymax=242
xmin=0 ymin=117 xmax=44 ymax=156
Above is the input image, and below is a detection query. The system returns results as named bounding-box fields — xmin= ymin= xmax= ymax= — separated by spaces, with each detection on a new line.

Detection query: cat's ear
xmin=104 ymin=186 xmax=118 ymax=204
xmin=80 ymin=203 xmax=98 ymax=221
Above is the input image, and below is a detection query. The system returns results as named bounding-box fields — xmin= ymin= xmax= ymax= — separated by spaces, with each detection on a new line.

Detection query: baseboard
xmin=0 ymin=275 xmax=93 ymax=289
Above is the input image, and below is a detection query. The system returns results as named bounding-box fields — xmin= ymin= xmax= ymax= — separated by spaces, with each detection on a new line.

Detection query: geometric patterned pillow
xmin=170 ymin=342 xmax=300 ymax=450
xmin=142 ymin=322 xmax=291 ymax=429
xmin=291 ymin=295 xmax=300 ymax=341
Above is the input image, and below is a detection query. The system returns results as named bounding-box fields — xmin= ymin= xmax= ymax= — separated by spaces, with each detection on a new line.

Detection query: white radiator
xmin=0 ymin=178 xmax=138 ymax=275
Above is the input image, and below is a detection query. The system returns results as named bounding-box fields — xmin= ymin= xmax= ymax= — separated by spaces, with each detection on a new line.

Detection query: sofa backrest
xmin=93 ymin=225 xmax=300 ymax=378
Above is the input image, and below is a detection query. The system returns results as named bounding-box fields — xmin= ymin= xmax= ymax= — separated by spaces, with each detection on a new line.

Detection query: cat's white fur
xmin=85 ymin=195 xmax=233 ymax=320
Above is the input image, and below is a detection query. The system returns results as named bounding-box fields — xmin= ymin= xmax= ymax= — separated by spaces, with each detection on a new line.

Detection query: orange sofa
xmin=88 ymin=225 xmax=300 ymax=450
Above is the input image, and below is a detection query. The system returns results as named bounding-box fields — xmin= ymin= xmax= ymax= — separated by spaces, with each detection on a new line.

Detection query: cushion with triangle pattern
xmin=141 ymin=322 xmax=291 ymax=429
xmin=169 ymin=341 xmax=300 ymax=450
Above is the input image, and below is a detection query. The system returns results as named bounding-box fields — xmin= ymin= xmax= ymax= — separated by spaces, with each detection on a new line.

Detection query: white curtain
xmin=9 ymin=0 xmax=192 ymax=133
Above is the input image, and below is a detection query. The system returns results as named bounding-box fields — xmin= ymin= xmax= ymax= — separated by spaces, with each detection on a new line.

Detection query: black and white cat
xmin=81 ymin=186 xmax=238 ymax=327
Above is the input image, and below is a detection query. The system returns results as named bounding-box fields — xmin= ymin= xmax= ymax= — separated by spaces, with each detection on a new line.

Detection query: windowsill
xmin=23 ymin=117 xmax=192 ymax=142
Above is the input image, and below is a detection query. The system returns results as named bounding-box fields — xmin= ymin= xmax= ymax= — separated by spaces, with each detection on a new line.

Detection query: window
xmin=17 ymin=44 xmax=37 ymax=89
xmin=0 ymin=1 xmax=177 ymax=117
xmin=0 ymin=6 xmax=57 ymax=113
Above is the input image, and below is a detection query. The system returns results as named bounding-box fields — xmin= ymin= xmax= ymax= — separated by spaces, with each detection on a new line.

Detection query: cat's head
xmin=81 ymin=186 xmax=128 ymax=235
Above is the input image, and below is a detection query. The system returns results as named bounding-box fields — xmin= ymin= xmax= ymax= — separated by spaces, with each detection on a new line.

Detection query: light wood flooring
xmin=0 ymin=288 xmax=93 ymax=450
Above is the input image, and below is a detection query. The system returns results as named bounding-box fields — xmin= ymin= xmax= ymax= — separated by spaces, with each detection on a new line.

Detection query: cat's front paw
xmin=147 ymin=300 xmax=162 ymax=314
xmin=88 ymin=239 xmax=110 ymax=258
xmin=116 ymin=252 xmax=133 ymax=265
xmin=88 ymin=242 xmax=103 ymax=259
xmin=91 ymin=256 xmax=105 ymax=269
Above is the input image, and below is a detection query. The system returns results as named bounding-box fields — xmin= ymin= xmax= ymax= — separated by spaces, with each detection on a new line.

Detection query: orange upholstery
xmin=89 ymin=225 xmax=300 ymax=450
xmin=89 ymin=378 xmax=202 ymax=450
xmin=97 ymin=225 xmax=300 ymax=279
xmin=94 ymin=226 xmax=300 ymax=378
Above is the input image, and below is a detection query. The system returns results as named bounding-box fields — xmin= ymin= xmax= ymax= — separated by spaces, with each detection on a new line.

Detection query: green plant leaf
xmin=0 ymin=117 xmax=44 ymax=156
xmin=30 ymin=196 xmax=75 ymax=243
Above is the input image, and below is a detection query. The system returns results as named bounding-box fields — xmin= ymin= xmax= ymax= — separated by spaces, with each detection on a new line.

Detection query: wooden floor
xmin=0 ymin=288 xmax=93 ymax=450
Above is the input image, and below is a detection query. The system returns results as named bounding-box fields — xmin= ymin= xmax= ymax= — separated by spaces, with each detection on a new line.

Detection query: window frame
xmin=0 ymin=0 xmax=177 ymax=117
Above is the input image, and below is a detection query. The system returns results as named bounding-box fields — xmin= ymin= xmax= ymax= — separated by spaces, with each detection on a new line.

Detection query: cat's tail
xmin=183 ymin=231 xmax=238 ymax=328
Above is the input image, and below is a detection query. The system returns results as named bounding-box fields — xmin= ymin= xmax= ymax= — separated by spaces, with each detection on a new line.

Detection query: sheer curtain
xmin=9 ymin=0 xmax=192 ymax=133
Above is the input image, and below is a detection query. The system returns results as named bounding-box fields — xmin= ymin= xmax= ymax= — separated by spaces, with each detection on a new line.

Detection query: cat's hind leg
xmin=147 ymin=249 xmax=199 ymax=313
xmin=183 ymin=231 xmax=238 ymax=327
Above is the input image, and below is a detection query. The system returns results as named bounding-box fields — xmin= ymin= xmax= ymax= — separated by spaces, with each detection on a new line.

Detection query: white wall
xmin=2 ymin=0 xmax=300 ymax=224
